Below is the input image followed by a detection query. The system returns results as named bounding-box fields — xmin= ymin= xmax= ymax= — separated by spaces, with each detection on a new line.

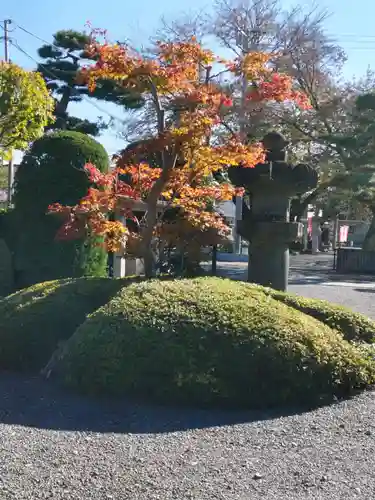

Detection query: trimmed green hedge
xmin=11 ymin=131 xmax=110 ymax=289
xmin=53 ymin=277 xmax=375 ymax=409
xmin=0 ymin=239 xmax=13 ymax=298
xmin=13 ymin=130 xmax=110 ymax=214
xmin=0 ymin=277 xmax=127 ymax=372
xmin=263 ymin=289 xmax=375 ymax=344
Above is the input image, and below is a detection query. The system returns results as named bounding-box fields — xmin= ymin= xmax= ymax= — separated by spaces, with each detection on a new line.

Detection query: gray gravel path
xmin=0 ymin=375 xmax=375 ymax=499
xmin=1 ymin=253 xmax=375 ymax=499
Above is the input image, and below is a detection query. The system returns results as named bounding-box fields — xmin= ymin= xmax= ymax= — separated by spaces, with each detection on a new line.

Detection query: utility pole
xmin=3 ymin=19 xmax=11 ymax=62
xmin=2 ymin=19 xmax=14 ymax=208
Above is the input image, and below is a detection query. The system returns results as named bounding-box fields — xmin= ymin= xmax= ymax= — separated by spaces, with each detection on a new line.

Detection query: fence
xmin=335 ymin=247 xmax=375 ymax=274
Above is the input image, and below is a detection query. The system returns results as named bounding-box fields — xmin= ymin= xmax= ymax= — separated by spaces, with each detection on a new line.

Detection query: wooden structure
xmin=336 ymin=247 xmax=375 ymax=274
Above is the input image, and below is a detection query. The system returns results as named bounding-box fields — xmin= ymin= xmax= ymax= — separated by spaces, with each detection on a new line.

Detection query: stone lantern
xmin=228 ymin=132 xmax=318 ymax=291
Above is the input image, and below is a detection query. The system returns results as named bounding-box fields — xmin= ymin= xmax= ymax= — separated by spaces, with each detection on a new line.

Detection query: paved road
xmin=211 ymin=253 xmax=375 ymax=319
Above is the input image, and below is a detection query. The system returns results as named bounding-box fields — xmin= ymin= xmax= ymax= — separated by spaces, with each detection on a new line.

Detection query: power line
xmin=0 ymin=20 xmax=17 ymax=33
xmin=10 ymin=19 xmax=375 ymax=50
xmin=6 ymin=22 xmax=375 ymax=126
xmin=14 ymin=23 xmax=56 ymax=47
xmin=6 ymin=24 xmax=130 ymax=124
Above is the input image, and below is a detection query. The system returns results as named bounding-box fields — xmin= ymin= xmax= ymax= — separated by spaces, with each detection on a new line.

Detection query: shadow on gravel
xmin=354 ymin=288 xmax=375 ymax=293
xmin=0 ymin=373 xmax=311 ymax=435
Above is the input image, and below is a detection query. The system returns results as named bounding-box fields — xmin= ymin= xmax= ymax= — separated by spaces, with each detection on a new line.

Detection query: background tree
xmin=154 ymin=0 xmax=352 ymax=219
xmin=0 ymin=61 xmax=54 ymax=157
xmin=327 ymin=93 xmax=375 ymax=248
xmin=37 ymin=30 xmax=145 ymax=135
xmin=209 ymin=0 xmax=357 ymax=219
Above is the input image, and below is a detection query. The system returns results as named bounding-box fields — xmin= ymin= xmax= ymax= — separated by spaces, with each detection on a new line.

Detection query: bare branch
xmin=153 ymin=9 xmax=209 ymax=43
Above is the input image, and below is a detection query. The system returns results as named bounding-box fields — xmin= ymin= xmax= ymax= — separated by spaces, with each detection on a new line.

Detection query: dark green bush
xmin=53 ymin=277 xmax=375 ymax=409
xmin=0 ymin=277 xmax=127 ymax=372
xmin=264 ymin=289 xmax=375 ymax=344
xmin=13 ymin=130 xmax=109 ymax=213
xmin=0 ymin=209 xmax=16 ymax=297
xmin=0 ymin=239 xmax=13 ymax=297
xmin=11 ymin=131 xmax=110 ymax=288
xmin=0 ymin=208 xmax=16 ymax=247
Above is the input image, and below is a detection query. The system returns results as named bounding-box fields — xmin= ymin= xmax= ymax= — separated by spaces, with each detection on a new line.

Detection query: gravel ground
xmin=1 ymin=253 xmax=375 ymax=499
xmin=0 ymin=374 xmax=375 ymax=500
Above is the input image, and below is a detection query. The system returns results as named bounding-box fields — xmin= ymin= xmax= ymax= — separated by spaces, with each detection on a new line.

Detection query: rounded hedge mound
xmin=256 ymin=287 xmax=375 ymax=344
xmin=0 ymin=277 xmax=127 ymax=372
xmin=52 ymin=277 xmax=375 ymax=409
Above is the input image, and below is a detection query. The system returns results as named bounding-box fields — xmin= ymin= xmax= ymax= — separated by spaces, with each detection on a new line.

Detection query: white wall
xmin=216 ymin=201 xmax=235 ymax=219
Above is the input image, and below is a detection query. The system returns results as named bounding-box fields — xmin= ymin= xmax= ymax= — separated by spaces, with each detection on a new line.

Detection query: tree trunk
xmin=56 ymin=87 xmax=72 ymax=116
xmin=362 ymin=209 xmax=375 ymax=251
xmin=141 ymin=201 xmax=158 ymax=279
xmin=291 ymin=189 xmax=319 ymax=221
xmin=140 ymin=150 xmax=176 ymax=278
xmin=142 ymin=244 xmax=155 ymax=278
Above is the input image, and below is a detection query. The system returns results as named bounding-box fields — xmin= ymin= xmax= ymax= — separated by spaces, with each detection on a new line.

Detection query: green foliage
xmin=0 ymin=277 xmax=127 ymax=372
xmin=0 ymin=208 xmax=17 ymax=252
xmin=0 ymin=208 xmax=9 ymax=234
xmin=0 ymin=238 xmax=13 ymax=297
xmin=0 ymin=165 xmax=7 ymax=190
xmin=53 ymin=277 xmax=375 ymax=409
xmin=12 ymin=224 xmax=109 ymax=289
xmin=327 ymin=93 xmax=375 ymax=214
xmin=11 ymin=131 xmax=110 ymax=288
xmin=263 ymin=289 xmax=375 ymax=344
xmin=0 ymin=61 xmax=54 ymax=157
xmin=37 ymin=30 xmax=144 ymax=135
xmin=13 ymin=130 xmax=109 ymax=213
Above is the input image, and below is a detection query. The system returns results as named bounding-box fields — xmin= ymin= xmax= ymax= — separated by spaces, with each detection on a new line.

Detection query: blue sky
xmin=3 ymin=0 xmax=375 ymax=159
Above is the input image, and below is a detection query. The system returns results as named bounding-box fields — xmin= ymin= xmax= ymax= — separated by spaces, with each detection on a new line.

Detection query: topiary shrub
xmin=52 ymin=277 xmax=375 ymax=409
xmin=0 ymin=209 xmax=17 ymax=297
xmin=13 ymin=130 xmax=110 ymax=212
xmin=0 ymin=208 xmax=16 ymax=248
xmin=263 ymin=289 xmax=375 ymax=344
xmin=0 ymin=239 xmax=13 ymax=297
xmin=11 ymin=131 xmax=110 ymax=289
xmin=0 ymin=277 xmax=128 ymax=372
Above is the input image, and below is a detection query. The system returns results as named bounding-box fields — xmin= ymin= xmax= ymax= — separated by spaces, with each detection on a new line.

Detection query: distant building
xmin=0 ymin=189 xmax=7 ymax=203
xmin=216 ymin=200 xmax=235 ymax=226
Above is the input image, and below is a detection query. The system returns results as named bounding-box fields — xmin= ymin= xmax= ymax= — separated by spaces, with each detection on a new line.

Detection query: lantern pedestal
xmin=228 ymin=132 xmax=318 ymax=292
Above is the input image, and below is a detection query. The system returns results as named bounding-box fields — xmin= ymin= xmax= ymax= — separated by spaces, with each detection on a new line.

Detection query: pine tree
xmin=37 ymin=30 xmax=144 ymax=135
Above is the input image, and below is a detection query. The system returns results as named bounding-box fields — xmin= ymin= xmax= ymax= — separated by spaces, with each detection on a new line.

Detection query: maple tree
xmin=48 ymin=31 xmax=310 ymax=278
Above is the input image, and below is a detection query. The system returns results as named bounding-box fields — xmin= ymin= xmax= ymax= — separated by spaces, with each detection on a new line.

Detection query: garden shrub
xmin=0 ymin=277 xmax=128 ymax=372
xmin=52 ymin=277 xmax=375 ymax=409
xmin=13 ymin=130 xmax=109 ymax=213
xmin=0 ymin=239 xmax=13 ymax=297
xmin=0 ymin=209 xmax=16 ymax=297
xmin=11 ymin=131 xmax=110 ymax=289
xmin=264 ymin=289 xmax=375 ymax=344
xmin=0 ymin=208 xmax=17 ymax=249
